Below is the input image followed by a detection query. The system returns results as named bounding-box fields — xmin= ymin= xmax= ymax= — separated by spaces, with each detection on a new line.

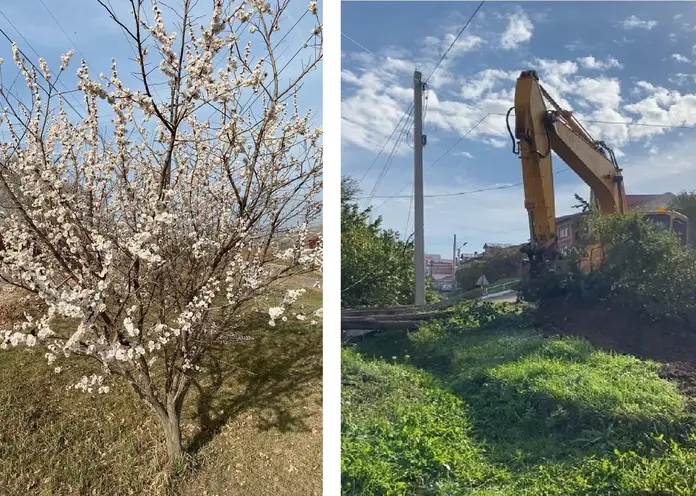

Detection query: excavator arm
xmin=513 ymin=70 xmax=628 ymax=261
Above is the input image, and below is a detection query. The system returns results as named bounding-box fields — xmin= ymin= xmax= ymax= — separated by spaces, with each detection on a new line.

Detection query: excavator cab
xmin=643 ymin=209 xmax=689 ymax=246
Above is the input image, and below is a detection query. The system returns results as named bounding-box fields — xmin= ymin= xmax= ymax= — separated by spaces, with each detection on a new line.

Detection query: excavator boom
xmin=512 ymin=69 xmax=672 ymax=267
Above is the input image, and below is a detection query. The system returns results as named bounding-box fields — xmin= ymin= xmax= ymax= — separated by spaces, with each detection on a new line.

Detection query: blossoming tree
xmin=0 ymin=0 xmax=322 ymax=461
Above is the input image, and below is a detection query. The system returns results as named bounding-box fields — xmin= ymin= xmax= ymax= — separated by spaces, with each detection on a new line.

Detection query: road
xmin=479 ymin=289 xmax=519 ymax=303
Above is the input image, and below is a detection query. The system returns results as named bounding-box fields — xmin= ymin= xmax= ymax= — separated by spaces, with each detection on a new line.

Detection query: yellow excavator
xmin=510 ymin=69 xmax=688 ymax=275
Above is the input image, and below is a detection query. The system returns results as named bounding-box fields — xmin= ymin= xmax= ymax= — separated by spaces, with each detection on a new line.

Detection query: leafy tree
xmin=670 ymin=190 xmax=696 ymax=246
xmin=0 ymin=0 xmax=322 ymax=462
xmin=341 ymin=177 xmax=416 ymax=307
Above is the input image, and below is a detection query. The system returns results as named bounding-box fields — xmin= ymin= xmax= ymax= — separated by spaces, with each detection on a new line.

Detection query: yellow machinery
xmin=510 ymin=70 xmax=688 ymax=273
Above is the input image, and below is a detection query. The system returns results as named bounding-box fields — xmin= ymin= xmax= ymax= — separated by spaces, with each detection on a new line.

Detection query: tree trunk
xmin=150 ymin=400 xmax=185 ymax=462
xmin=131 ymin=374 xmax=190 ymax=463
xmin=162 ymin=409 xmax=184 ymax=461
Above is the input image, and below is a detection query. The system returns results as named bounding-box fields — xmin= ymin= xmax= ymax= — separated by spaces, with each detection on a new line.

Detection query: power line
xmin=368 ymin=115 xmax=492 ymax=208
xmin=427 ymin=113 xmax=489 ymax=170
xmin=424 ymin=1 xmax=485 ymax=84
xmin=341 ymin=32 xmax=375 ymax=55
xmin=357 ymin=103 xmax=414 ymax=186
xmin=362 ymin=168 xmax=573 ymax=201
xmin=485 ymin=108 xmax=696 ymax=130
xmin=368 ymin=106 xmax=414 ymax=199
xmin=404 ymin=185 xmax=414 ymax=236
xmin=37 ymin=0 xmax=89 ymax=62
xmin=363 ymin=108 xmax=696 ymax=207
xmin=341 ymin=30 xmax=418 ymax=197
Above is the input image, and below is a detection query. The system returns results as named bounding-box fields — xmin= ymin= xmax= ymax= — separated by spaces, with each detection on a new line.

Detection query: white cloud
xmin=573 ymin=77 xmax=622 ymax=109
xmin=342 ymin=27 xmax=696 ymax=171
xmin=500 ymin=10 xmax=534 ymax=50
xmin=439 ymin=33 xmax=484 ymax=58
xmin=621 ymin=15 xmax=657 ymax=30
xmin=672 ymin=53 xmax=691 ymax=63
xmin=577 ymin=56 xmax=623 ymax=70
xmin=455 ymin=151 xmax=474 ymax=158
xmin=668 ymin=73 xmax=696 ymax=86
xmin=460 ymin=69 xmax=518 ymax=99
xmin=341 ymin=66 xmax=413 ymax=154
xmin=482 ymin=137 xmax=507 ymax=148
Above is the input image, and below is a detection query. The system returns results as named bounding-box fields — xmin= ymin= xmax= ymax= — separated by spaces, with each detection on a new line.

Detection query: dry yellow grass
xmin=0 ymin=286 xmax=322 ymax=495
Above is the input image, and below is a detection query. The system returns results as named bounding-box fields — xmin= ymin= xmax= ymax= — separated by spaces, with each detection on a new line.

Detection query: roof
xmin=626 ymin=193 xmax=675 ymax=209
xmin=483 ymin=243 xmax=514 ymax=249
xmin=556 ymin=212 xmax=585 ymax=224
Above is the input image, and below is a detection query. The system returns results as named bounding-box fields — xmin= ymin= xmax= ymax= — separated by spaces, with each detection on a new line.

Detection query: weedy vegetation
xmin=342 ymin=301 xmax=696 ymax=495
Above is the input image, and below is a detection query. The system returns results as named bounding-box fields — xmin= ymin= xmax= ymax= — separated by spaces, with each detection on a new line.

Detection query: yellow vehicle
xmin=510 ymin=70 xmax=688 ymax=274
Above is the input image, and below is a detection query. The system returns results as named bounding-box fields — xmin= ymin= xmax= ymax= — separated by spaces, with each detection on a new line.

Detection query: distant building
xmin=428 ymin=259 xmax=454 ymax=277
xmin=424 ymin=253 xmax=441 ymax=265
xmin=555 ymin=193 xmax=677 ymax=252
xmin=307 ymin=225 xmax=322 ymax=249
xmin=482 ymin=243 xmax=515 ymax=258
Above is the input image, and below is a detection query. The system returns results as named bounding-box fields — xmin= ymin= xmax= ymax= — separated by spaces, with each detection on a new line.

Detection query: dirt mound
xmin=537 ymin=296 xmax=696 ymax=398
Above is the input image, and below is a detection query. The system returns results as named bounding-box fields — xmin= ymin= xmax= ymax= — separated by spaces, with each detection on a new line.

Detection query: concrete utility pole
xmin=452 ymin=234 xmax=457 ymax=271
xmin=452 ymin=234 xmax=457 ymax=289
xmin=414 ymin=70 xmax=425 ymax=305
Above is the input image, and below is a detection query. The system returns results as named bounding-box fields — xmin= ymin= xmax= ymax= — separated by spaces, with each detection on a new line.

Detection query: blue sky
xmin=0 ymin=0 xmax=321 ymax=143
xmin=342 ymin=1 xmax=696 ymax=258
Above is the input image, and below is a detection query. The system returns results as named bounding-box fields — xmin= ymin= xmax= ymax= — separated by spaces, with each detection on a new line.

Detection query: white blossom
xmin=0 ymin=0 xmax=322 ymax=462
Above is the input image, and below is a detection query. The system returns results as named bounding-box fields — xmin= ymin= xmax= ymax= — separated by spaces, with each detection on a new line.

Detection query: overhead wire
xmin=395 ymin=2 xmax=484 ymax=235
xmin=423 ymin=0 xmax=485 ymax=84
xmin=369 ymin=113 xmax=492 ymax=209
xmin=367 ymin=112 xmax=696 ymax=205
xmin=37 ymin=0 xmax=89 ymax=63
xmin=357 ymin=103 xmax=414 ymax=186
xmin=487 ymin=108 xmax=696 ymax=130
xmin=368 ymin=106 xmax=414 ymax=199
xmin=341 ymin=32 xmax=375 ymax=56
xmin=366 ymin=168 xmax=574 ymax=200
xmin=342 ymin=29 xmax=419 ymax=195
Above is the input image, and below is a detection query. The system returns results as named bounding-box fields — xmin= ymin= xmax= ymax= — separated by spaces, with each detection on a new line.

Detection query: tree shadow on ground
xmin=350 ymin=315 xmax=696 ymax=471
xmin=186 ymin=322 xmax=322 ymax=454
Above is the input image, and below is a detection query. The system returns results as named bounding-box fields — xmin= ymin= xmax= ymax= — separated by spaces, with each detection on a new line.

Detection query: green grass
xmin=342 ymin=301 xmax=696 ymax=495
xmin=342 ymin=350 xmax=508 ymax=495
xmin=0 ymin=287 xmax=322 ymax=496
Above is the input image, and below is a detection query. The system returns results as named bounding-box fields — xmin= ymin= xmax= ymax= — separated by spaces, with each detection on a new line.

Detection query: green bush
xmin=526 ymin=211 xmax=696 ymax=324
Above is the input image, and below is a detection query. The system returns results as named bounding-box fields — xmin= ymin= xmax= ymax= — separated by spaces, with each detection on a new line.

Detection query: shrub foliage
xmin=525 ymin=210 xmax=696 ymax=324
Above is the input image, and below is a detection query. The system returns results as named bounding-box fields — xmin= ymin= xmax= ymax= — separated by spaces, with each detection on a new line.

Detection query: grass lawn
xmin=0 ymin=288 xmax=322 ymax=496
xmin=342 ymin=302 xmax=696 ymax=495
